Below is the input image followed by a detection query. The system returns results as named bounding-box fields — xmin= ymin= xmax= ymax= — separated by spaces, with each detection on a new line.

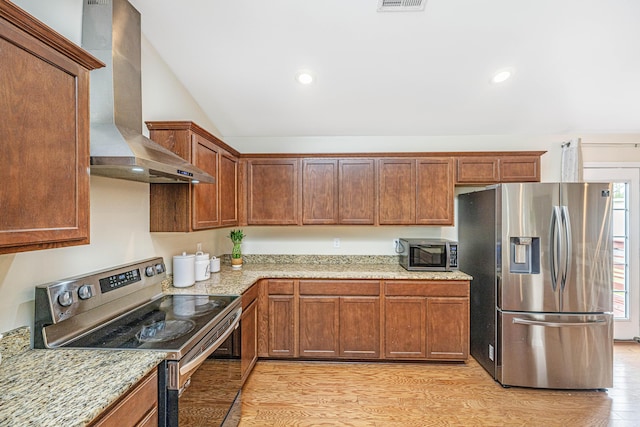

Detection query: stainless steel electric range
xmin=34 ymin=257 xmax=242 ymax=427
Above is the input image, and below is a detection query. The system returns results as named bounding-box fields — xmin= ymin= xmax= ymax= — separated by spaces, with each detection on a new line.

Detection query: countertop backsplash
xmin=222 ymin=254 xmax=400 ymax=265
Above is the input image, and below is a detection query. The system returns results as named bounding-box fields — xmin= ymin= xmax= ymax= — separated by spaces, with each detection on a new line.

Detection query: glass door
xmin=584 ymin=167 xmax=639 ymax=340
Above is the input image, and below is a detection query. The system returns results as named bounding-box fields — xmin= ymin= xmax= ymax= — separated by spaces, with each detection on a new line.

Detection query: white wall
xmin=2 ymin=1 xmax=640 ymax=334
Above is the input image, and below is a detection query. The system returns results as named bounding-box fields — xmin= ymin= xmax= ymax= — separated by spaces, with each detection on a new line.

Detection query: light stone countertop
xmin=164 ymin=258 xmax=473 ymax=296
xmin=0 ymin=327 xmax=166 ymax=427
xmin=0 ymin=256 xmax=472 ymax=426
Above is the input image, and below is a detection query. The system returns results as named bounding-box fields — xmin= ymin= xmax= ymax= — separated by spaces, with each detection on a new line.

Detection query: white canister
xmin=173 ymin=252 xmax=195 ymax=287
xmin=210 ymin=256 xmax=221 ymax=273
xmin=195 ymin=251 xmax=211 ymax=281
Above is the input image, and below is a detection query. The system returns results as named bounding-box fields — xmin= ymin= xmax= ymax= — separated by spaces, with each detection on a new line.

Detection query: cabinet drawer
xmin=299 ymin=280 xmax=380 ymax=296
xmin=384 ymin=280 xmax=469 ymax=297
xmin=268 ymin=280 xmax=295 ymax=295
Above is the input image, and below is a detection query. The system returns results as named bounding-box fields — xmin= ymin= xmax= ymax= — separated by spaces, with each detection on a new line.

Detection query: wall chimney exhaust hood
xmin=82 ymin=0 xmax=215 ymax=184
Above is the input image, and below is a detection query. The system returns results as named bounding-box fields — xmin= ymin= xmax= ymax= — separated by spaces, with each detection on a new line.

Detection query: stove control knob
xmin=155 ymin=263 xmax=165 ymax=274
xmin=145 ymin=266 xmax=156 ymax=277
xmin=58 ymin=290 xmax=74 ymax=307
xmin=78 ymin=285 xmax=93 ymax=300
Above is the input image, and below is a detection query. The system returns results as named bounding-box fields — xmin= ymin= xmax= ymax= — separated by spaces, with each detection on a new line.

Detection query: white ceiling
xmin=129 ymin=0 xmax=640 ymax=139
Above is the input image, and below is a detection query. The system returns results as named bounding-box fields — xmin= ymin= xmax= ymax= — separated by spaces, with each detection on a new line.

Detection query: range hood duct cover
xmin=82 ymin=0 xmax=215 ymax=184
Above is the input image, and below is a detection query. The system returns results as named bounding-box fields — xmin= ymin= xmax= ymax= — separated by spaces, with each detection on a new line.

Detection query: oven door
xmin=164 ymin=307 xmax=242 ymax=427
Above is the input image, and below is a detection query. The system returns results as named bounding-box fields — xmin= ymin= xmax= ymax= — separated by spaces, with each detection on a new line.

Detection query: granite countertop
xmin=0 ymin=255 xmax=471 ymax=426
xmin=164 ymin=255 xmax=473 ymax=296
xmin=0 ymin=327 xmax=166 ymax=427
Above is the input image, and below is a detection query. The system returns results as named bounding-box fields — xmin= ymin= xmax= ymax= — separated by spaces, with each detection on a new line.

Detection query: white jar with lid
xmin=173 ymin=252 xmax=195 ymax=287
xmin=195 ymin=251 xmax=211 ymax=281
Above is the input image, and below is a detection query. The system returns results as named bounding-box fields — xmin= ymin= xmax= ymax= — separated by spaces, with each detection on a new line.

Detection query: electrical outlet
xmin=333 ymin=238 xmax=341 ymax=248
xmin=489 ymin=344 xmax=494 ymax=361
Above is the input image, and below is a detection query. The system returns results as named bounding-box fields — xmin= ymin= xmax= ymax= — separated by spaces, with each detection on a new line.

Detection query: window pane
xmin=613 ymin=291 xmax=627 ymax=318
xmin=611 ymin=182 xmax=629 ymax=320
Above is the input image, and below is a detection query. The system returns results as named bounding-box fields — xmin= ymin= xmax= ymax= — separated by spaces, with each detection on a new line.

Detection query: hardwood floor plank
xmin=239 ymin=342 xmax=639 ymax=426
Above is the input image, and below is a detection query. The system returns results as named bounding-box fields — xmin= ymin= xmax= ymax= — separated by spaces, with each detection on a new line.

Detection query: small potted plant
xmin=228 ymin=229 xmax=245 ymax=269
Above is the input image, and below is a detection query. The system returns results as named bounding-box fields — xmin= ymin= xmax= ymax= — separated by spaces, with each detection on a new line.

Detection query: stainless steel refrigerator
xmin=458 ymin=183 xmax=613 ymax=389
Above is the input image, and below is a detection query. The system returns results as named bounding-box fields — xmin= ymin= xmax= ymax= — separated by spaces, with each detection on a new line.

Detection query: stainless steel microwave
xmin=399 ymin=238 xmax=458 ymax=271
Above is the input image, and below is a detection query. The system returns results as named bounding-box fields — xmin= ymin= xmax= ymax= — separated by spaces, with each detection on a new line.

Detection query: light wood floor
xmin=239 ymin=342 xmax=640 ymax=426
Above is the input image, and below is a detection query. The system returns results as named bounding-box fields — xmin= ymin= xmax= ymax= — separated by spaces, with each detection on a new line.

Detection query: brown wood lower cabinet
xmin=241 ymin=283 xmax=259 ymax=383
xmin=384 ymin=280 xmax=470 ymax=361
xmin=257 ymin=278 xmax=469 ymax=362
xmin=299 ymin=296 xmax=340 ymax=357
xmin=426 ymin=297 xmax=469 ymax=360
xmin=384 ymin=297 xmax=427 ymax=358
xmin=89 ymin=368 xmax=158 ymax=427
xmin=339 ymin=296 xmax=380 ymax=358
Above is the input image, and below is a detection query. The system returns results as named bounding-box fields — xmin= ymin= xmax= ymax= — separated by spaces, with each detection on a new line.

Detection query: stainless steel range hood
xmin=82 ymin=0 xmax=215 ymax=184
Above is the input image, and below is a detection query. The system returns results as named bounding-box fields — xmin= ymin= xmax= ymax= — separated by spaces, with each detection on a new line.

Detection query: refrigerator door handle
xmin=512 ymin=318 xmax=607 ymax=328
xmin=549 ymin=206 xmax=563 ymax=292
xmin=560 ymin=206 xmax=572 ymax=292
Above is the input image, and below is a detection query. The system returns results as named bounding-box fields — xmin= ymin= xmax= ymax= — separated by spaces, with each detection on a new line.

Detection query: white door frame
xmin=584 ymin=163 xmax=640 ymax=340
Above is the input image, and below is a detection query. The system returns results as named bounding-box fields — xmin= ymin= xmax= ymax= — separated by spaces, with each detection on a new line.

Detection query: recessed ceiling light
xmin=296 ymin=71 xmax=314 ymax=85
xmin=491 ymin=69 xmax=513 ymax=84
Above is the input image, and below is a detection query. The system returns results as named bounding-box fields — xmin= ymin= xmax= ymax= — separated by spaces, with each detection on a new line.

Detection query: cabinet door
xmin=191 ymin=134 xmax=219 ymax=229
xmin=426 ymin=297 xmax=469 ymax=360
xmin=299 ymin=296 xmax=340 ymax=358
xmin=384 ymin=297 xmax=427 ymax=359
xmin=499 ymin=156 xmax=540 ymax=182
xmin=241 ymin=287 xmax=258 ymax=382
xmin=339 ymin=159 xmax=375 ymax=224
xmin=247 ymin=159 xmax=300 ymax=225
xmin=339 ymin=296 xmax=380 ymax=358
xmin=302 ymin=159 xmax=338 ymax=224
xmin=378 ymin=159 xmax=416 ymax=225
xmin=0 ymin=15 xmax=100 ymax=254
xmin=416 ymin=158 xmax=454 ymax=225
xmin=456 ymin=157 xmax=500 ymax=184
xmin=268 ymin=295 xmax=296 ymax=357
xmin=219 ymin=151 xmax=239 ymax=226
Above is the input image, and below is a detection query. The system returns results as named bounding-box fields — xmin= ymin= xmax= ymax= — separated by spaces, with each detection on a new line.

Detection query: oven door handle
xmin=179 ymin=308 xmax=242 ymax=376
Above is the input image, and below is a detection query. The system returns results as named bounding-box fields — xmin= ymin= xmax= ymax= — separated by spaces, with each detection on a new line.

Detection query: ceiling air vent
xmin=377 ymin=0 xmax=426 ymax=12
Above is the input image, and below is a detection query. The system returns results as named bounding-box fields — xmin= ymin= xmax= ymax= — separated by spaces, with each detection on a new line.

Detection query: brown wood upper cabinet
xmin=0 ymin=2 xmax=103 ymax=255
xmin=146 ymin=121 xmax=239 ymax=231
xmin=245 ymin=158 xmax=301 ymax=225
xmin=241 ymin=151 xmax=542 ymax=227
xmin=456 ymin=152 xmax=542 ymax=184
xmin=302 ymin=159 xmax=375 ymax=225
xmin=379 ymin=157 xmax=455 ymax=226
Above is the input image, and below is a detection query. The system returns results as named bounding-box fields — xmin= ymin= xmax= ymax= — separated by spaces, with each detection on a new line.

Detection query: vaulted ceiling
xmin=129 ymin=0 xmax=640 ymax=138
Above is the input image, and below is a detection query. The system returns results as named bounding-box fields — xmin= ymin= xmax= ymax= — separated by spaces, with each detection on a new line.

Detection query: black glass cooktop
xmin=66 ymin=295 xmax=239 ymax=351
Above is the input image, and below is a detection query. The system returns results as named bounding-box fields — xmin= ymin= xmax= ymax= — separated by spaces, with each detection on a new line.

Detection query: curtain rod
xmin=580 ymin=142 xmax=639 ymax=148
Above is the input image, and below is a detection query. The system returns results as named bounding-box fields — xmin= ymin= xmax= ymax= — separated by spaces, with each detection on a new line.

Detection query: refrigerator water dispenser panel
xmin=509 ymin=237 xmax=540 ymax=274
